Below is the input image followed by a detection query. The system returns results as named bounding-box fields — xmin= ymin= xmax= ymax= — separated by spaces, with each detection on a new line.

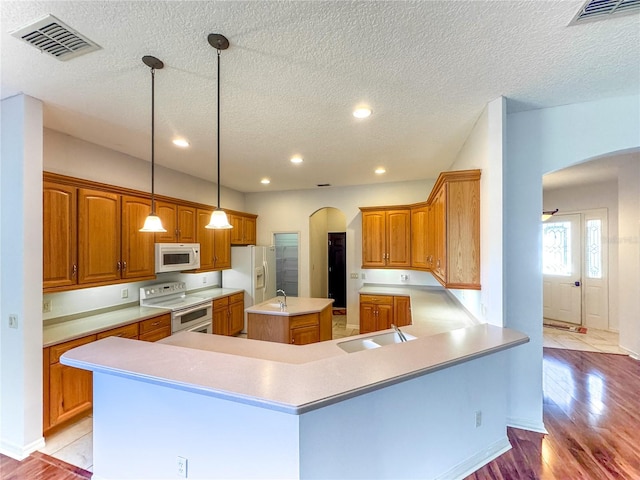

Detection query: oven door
xmin=172 ymin=302 xmax=212 ymax=333
xmin=186 ymin=321 xmax=213 ymax=334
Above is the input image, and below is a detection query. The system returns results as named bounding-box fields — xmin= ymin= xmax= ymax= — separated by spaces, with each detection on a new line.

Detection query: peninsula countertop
xmin=61 ymin=321 xmax=529 ymax=414
xmin=246 ymin=296 xmax=334 ymax=316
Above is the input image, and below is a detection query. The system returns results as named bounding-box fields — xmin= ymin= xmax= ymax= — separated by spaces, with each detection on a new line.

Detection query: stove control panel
xmin=140 ymin=281 xmax=186 ymax=300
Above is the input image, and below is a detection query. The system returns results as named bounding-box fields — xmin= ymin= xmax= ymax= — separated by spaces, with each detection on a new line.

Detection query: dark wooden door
xmin=328 ymin=233 xmax=346 ymax=308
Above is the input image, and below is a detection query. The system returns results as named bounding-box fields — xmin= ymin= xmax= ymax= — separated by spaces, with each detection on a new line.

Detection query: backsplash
xmin=359 ymin=269 xmax=439 ymax=287
xmin=42 ymin=271 xmax=221 ymax=320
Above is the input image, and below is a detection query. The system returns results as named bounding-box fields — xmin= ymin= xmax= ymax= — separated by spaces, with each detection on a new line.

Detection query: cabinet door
xmin=139 ymin=313 xmax=171 ymax=342
xmin=196 ymin=209 xmax=215 ymax=270
xmin=290 ymin=325 xmax=319 ymax=345
xmin=386 ymin=209 xmax=411 ymax=267
xmin=121 ymin=195 xmax=155 ymax=280
xmin=393 ymin=296 xmax=411 ymax=327
xmin=411 ymin=205 xmax=429 ymax=269
xmin=177 ymin=205 xmax=196 ymax=243
xmin=376 ymin=304 xmax=394 ymax=331
xmin=212 ymin=307 xmax=229 ymax=335
xmin=446 ymin=180 xmax=480 ymax=288
xmin=213 ymin=228 xmax=231 ymax=270
xmin=361 ymin=211 xmax=386 ymax=267
xmin=426 ymin=205 xmax=435 ymax=270
xmin=49 ymin=363 xmax=93 ymax=428
xmin=244 ymin=217 xmax=257 ymax=244
xmin=78 ymin=189 xmax=121 ymax=284
xmin=433 ymin=186 xmax=447 ymax=282
xmin=359 ymin=303 xmax=377 ymax=334
xmin=229 ymin=214 xmax=244 ymax=244
xmin=229 ymin=300 xmax=245 ymax=336
xmin=155 ymin=201 xmax=177 ymax=243
xmin=43 ymin=182 xmax=77 ymax=289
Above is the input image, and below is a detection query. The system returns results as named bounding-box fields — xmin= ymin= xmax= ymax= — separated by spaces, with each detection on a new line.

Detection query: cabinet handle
xmin=291 ymin=338 xmax=295 ymax=344
xmin=175 ymin=229 xmax=179 ymax=239
xmin=151 ymin=321 xmax=160 ymax=327
xmin=122 ymin=261 xmax=127 ymax=271
xmin=72 ymin=264 xmax=77 ymax=278
xmin=117 ymin=261 xmax=121 ymax=271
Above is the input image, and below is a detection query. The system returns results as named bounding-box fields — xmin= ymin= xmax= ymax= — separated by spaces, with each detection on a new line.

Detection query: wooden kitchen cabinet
xmin=248 ymin=304 xmax=332 ymax=345
xmin=360 ymin=208 xmax=411 ymax=268
xmin=138 ymin=313 xmax=171 ymax=342
xmin=196 ymin=208 xmax=231 ymax=271
xmin=359 ymin=294 xmax=394 ymax=334
xmin=393 ymin=296 xmax=412 ymax=327
xmin=43 ymin=181 xmax=77 ymax=289
xmin=45 ymin=335 xmax=96 ymax=434
xmin=212 ymin=292 xmax=244 ymax=336
xmin=410 ymin=203 xmax=431 ymax=270
xmin=155 ymin=201 xmax=196 ymax=243
xmin=427 ymin=169 xmax=481 ymax=289
xmin=121 ymin=195 xmax=156 ymax=280
xmin=229 ymin=213 xmax=257 ymax=245
xmin=96 ymin=322 xmax=139 ymax=340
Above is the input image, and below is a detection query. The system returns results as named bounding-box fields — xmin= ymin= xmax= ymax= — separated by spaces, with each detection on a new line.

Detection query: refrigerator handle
xmin=263 ymin=260 xmax=269 ymax=294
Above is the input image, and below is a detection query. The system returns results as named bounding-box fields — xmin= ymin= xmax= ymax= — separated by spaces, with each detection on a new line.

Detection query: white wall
xmin=617 ymin=157 xmax=640 ymax=358
xmin=44 ymin=129 xmax=246 ymax=211
xmin=543 ymin=179 xmax=619 ymax=331
xmin=309 ymin=209 xmax=328 ymax=298
xmin=505 ymin=94 xmax=640 ymax=432
xmin=245 ymin=180 xmax=436 ymax=327
xmin=0 ymin=95 xmax=45 ymax=458
xmin=448 ymin=97 xmax=505 ymax=326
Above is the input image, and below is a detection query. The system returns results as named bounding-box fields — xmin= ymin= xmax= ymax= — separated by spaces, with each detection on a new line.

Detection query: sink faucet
xmin=391 ymin=324 xmax=408 ymax=342
xmin=276 ymin=289 xmax=287 ymax=307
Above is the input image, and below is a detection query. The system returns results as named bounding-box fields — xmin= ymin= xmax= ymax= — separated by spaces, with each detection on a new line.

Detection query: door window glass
xmin=543 ymin=222 xmax=572 ymax=276
xmin=586 ymin=219 xmax=602 ymax=279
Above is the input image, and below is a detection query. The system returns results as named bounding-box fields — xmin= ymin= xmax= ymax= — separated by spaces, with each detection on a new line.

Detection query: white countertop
xmin=62 ymin=322 xmax=528 ymax=414
xmin=246 ymin=297 xmax=334 ymax=316
xmin=43 ymin=287 xmax=243 ymax=347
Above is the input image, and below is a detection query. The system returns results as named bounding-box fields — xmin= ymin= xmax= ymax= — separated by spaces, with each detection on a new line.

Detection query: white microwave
xmin=155 ymin=243 xmax=201 ymax=273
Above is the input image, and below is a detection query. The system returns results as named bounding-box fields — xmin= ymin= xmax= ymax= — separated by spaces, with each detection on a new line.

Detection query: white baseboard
xmin=435 ymin=435 xmax=512 ymax=480
xmin=507 ymin=416 xmax=548 ymax=434
xmin=0 ymin=436 xmax=45 ymax=460
xmin=346 ymin=323 xmax=359 ymax=331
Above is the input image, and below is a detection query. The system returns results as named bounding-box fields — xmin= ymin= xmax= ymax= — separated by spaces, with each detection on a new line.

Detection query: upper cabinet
xmin=360 ymin=208 xmax=411 ymax=268
xmin=229 ymin=213 xmax=257 ymax=245
xmin=427 ymin=169 xmax=481 ymax=289
xmin=43 ymin=173 xmax=257 ymax=292
xmin=155 ymin=201 xmax=196 ymax=243
xmin=360 ymin=169 xmax=481 ymax=290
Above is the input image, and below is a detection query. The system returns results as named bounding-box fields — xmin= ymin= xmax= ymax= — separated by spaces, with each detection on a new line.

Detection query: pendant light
xmin=541 ymin=208 xmax=559 ymax=221
xmin=140 ymin=55 xmax=167 ymax=232
xmin=205 ymin=33 xmax=233 ymax=229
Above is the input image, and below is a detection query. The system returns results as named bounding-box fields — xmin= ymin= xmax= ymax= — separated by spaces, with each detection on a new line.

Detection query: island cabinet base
xmin=247 ymin=304 xmax=332 ymax=345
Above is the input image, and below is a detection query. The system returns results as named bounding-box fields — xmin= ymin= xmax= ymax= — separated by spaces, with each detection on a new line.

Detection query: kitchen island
xmin=246 ymin=296 xmax=333 ymax=344
xmin=62 ymin=319 xmax=528 ymax=479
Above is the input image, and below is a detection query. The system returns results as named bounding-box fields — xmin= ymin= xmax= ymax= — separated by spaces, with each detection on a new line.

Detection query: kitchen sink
xmin=337 ymin=331 xmax=416 ymax=353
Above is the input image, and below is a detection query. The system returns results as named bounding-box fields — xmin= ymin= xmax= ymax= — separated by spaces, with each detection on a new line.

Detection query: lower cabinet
xmin=212 ymin=292 xmax=245 ymax=336
xmin=247 ymin=305 xmax=332 ymax=345
xmin=43 ymin=312 xmax=171 ymax=435
xmin=359 ymin=294 xmax=411 ymax=334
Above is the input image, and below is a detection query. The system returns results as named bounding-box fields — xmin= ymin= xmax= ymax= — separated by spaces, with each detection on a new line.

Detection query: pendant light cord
xmin=151 ymin=66 xmax=156 ymax=215
xmin=216 ymin=48 xmax=221 ymax=210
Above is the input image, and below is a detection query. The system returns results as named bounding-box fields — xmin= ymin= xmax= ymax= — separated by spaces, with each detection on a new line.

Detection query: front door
xmin=328 ymin=233 xmax=346 ymax=308
xmin=543 ymin=214 xmax=582 ymax=324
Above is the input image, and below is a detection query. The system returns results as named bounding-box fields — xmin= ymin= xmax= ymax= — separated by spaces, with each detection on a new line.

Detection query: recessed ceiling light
xmin=290 ymin=156 xmax=303 ymax=164
xmin=172 ymin=138 xmax=190 ymax=148
xmin=353 ymin=107 xmax=372 ymax=119
xmin=261 ymin=178 xmax=271 ymax=184
xmin=375 ymin=167 xmax=386 ymax=174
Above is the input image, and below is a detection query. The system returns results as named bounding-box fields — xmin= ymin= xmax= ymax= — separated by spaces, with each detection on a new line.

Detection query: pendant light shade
xmin=140 ymin=55 xmax=167 ymax=233
xmin=205 ymin=33 xmax=233 ymax=230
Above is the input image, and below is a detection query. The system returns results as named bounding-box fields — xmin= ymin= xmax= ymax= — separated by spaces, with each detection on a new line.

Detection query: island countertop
xmin=61 ymin=321 xmax=528 ymax=415
xmin=245 ymin=296 xmax=334 ymax=316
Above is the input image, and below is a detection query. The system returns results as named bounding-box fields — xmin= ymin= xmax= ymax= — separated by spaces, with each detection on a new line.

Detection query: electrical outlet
xmin=203 ymin=277 xmax=207 ymax=284
xmin=475 ymin=410 xmax=482 ymax=428
xmin=361 ymin=273 xmax=366 ymax=280
xmin=121 ymin=288 xmax=129 ymax=299
xmin=177 ymin=456 xmax=188 ymax=478
xmin=42 ymin=300 xmax=52 ymax=313
xmin=8 ymin=314 xmax=18 ymax=329
xmin=350 ymin=273 xmax=358 ymax=279
xmin=400 ymin=274 xmax=410 ymax=282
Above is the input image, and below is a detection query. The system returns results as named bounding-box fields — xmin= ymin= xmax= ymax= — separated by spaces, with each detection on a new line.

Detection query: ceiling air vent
xmin=569 ymin=0 xmax=640 ymax=24
xmin=10 ymin=14 xmax=101 ymax=61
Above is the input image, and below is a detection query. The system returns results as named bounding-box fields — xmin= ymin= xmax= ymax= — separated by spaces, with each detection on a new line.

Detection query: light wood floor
xmin=3 ymin=347 xmax=637 ymax=479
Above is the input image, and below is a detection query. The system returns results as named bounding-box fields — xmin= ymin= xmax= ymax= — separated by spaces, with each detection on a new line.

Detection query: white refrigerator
xmin=222 ymin=245 xmax=276 ymax=332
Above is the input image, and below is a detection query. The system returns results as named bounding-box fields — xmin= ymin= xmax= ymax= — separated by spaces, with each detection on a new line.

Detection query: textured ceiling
xmin=2 ymin=1 xmax=639 ymax=193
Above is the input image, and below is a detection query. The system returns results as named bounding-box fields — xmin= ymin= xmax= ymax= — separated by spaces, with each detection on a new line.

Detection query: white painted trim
xmin=0 ymin=436 xmax=45 ymax=461
xmin=507 ymin=417 xmax=548 ymax=434
xmin=435 ymin=436 xmax=511 ymax=480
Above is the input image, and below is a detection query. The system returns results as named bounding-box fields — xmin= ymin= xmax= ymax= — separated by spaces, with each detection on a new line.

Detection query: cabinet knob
xmin=117 ymin=261 xmax=121 ymax=271
xmin=122 ymin=261 xmax=127 ymax=271
xmin=72 ymin=264 xmax=77 ymax=278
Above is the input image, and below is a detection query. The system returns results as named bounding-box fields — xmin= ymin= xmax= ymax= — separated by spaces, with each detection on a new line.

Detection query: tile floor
xmin=42 ymin=312 xmax=626 ymax=470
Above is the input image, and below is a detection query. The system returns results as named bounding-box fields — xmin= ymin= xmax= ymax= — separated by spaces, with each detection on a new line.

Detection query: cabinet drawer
xmin=290 ymin=313 xmax=319 ymax=329
xmin=213 ymin=296 xmax=229 ymax=310
xmin=230 ymin=292 xmax=244 ymax=304
xmin=97 ymin=323 xmax=139 ymax=340
xmin=49 ymin=335 xmax=97 ymax=364
xmin=138 ymin=326 xmax=171 ymax=342
xmin=139 ymin=313 xmax=171 ymax=335
xmin=359 ymin=294 xmax=393 ymax=305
